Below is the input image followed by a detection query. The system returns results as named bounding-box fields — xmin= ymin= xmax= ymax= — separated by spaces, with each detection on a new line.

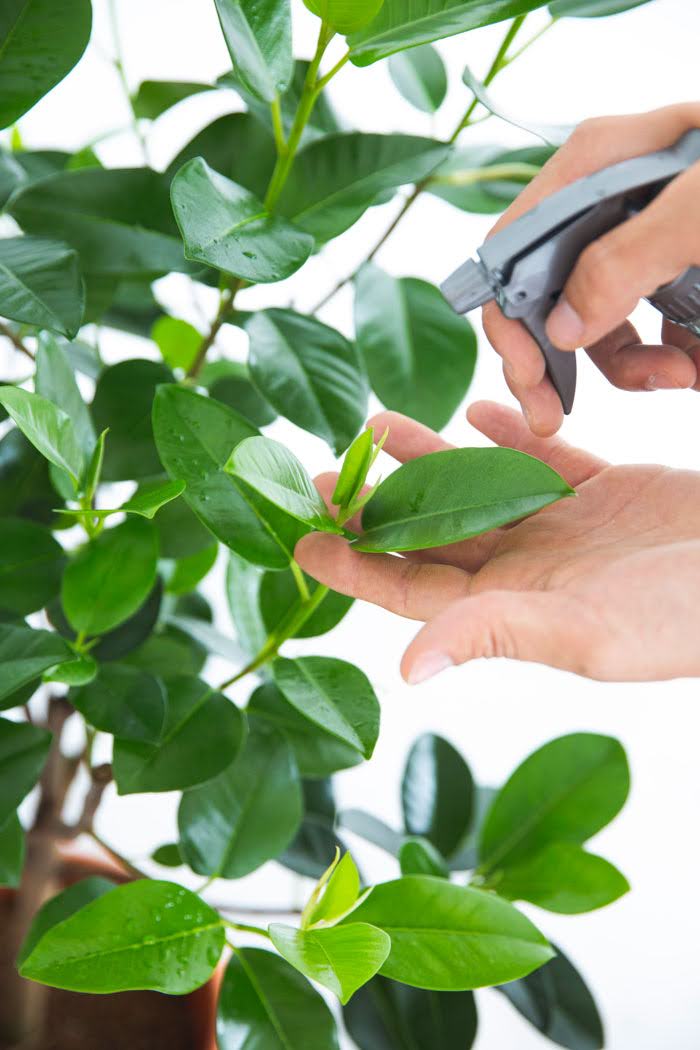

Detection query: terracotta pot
xmin=1 ymin=845 xmax=220 ymax=1050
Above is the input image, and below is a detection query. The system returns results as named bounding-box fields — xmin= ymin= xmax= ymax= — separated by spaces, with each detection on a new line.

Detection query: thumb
xmin=401 ymin=591 xmax=610 ymax=683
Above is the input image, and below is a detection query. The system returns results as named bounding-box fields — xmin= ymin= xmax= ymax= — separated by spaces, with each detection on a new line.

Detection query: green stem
xmin=431 ymin=161 xmax=542 ymax=188
xmin=223 ymin=918 xmax=271 ymax=940
xmin=450 ymin=14 xmax=527 ymax=142
xmin=290 ymin=559 xmax=311 ymax=602
xmin=186 ymin=278 xmax=243 ymax=380
xmin=0 ymin=320 xmax=34 ymax=361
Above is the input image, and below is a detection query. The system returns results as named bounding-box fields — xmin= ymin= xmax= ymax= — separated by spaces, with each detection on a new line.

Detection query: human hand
xmin=296 ymin=401 xmax=700 ymax=684
xmin=484 ymin=103 xmax=700 ymax=436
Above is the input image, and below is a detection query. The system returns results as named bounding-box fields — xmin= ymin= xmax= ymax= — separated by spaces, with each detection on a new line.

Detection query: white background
xmin=6 ymin=0 xmax=700 ymax=1046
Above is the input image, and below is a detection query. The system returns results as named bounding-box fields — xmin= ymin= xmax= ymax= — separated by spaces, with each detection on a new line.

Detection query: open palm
xmin=296 ymin=401 xmax=700 ymax=683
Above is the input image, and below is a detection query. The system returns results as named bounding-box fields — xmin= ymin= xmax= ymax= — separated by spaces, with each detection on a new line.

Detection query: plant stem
xmin=0 ymin=320 xmax=34 ymax=361
xmin=107 ymin=0 xmax=149 ymax=163
xmin=290 ymin=558 xmax=311 ymax=601
xmin=88 ymin=830 xmax=149 ymax=881
xmin=311 ymin=13 xmax=557 ymax=314
xmin=222 ymin=918 xmax=271 ymax=940
xmin=186 ymin=277 xmax=243 ymax=380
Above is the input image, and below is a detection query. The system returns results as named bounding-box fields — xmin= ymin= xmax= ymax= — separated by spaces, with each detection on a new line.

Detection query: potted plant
xmin=0 ymin=0 xmax=649 ymax=1046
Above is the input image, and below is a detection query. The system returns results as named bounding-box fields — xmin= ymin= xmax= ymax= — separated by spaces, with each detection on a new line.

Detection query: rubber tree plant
xmin=0 ymin=0 xmax=650 ymax=1046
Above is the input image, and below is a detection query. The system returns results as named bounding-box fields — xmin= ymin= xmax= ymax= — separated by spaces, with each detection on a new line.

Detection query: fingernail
xmin=645 ymin=373 xmax=685 ymax=390
xmin=407 ymin=652 xmax=454 ymax=685
xmin=547 ymin=297 xmax=585 ymax=348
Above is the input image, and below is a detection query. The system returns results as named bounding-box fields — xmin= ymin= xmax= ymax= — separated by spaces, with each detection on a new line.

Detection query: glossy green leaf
xmin=165 ymin=613 xmax=245 ymax=666
xmin=550 ymin=0 xmax=650 ymax=13
xmin=113 ymin=675 xmax=244 ymax=794
xmin=36 ymin=335 xmax=95 ymax=463
xmin=18 ymin=879 xmax=113 ymax=971
xmin=71 ymin=664 xmax=166 ymax=743
xmin=88 ymin=580 xmax=163 ymax=663
xmin=0 ymin=428 xmax=60 ymax=526
xmin=462 ymin=68 xmax=572 ymax=147
xmin=247 ymin=309 xmax=368 ymax=455
xmin=62 ymin=518 xmax=158 ymax=637
xmin=303 ymin=850 xmax=361 ymax=927
xmin=125 ymin=629 xmax=206 ymax=682
xmin=0 ymin=517 xmax=64 ymax=615
xmin=179 ymin=718 xmax=302 ymax=878
xmin=249 ymin=683 xmax=362 ymax=778
xmin=92 ymin=359 xmax=174 ymax=481
xmin=8 ymin=168 xmax=190 ymax=278
xmin=498 ymin=946 xmax=604 ymax=1050
xmin=226 ymin=554 xmax=268 ymax=659
xmin=449 ymin=784 xmax=499 ymax=870
xmin=0 ymin=812 xmax=24 ymax=887
xmin=493 ymin=841 xmax=629 ymax=914
xmin=274 ymin=657 xmax=380 ymax=760
xmin=270 ymin=922 xmax=391 ymax=1004
xmin=213 ymin=0 xmax=293 ymax=103
xmin=132 ymin=80 xmax=212 ymax=120
xmin=171 ymin=158 xmax=313 ymax=283
xmin=44 ymin=654 xmax=97 ymax=686
xmin=259 ymin=568 xmax=353 ymax=640
xmin=402 ymin=733 xmax=474 ymax=858
xmin=19 ymin=879 xmax=225 ymax=994
xmin=479 ymin=733 xmax=630 ymax=872
xmin=0 ymin=716 xmax=51 ymax=825
xmin=205 ymin=360 xmax=277 ymax=428
xmin=166 ymin=112 xmax=277 ymax=201
xmin=355 ymin=265 xmax=476 ymax=431
xmin=0 ymin=624 xmax=71 ymax=706
xmin=428 ymin=144 xmax=554 ymax=213
xmin=281 ymin=779 xmax=344 ymax=879
xmin=153 ymin=385 xmax=308 ymax=569
xmin=166 ymin=543 xmax=218 ymax=596
xmin=303 ymin=0 xmax=385 ymax=33
xmin=217 ymin=949 xmax=340 ymax=1050
xmin=277 ymin=133 xmax=450 ymax=243
xmin=333 ymin=428 xmax=375 ymax=510
xmin=355 ymin=447 xmax=574 ymax=553
xmin=389 ymin=44 xmax=447 ymax=112
xmin=399 ymin=837 xmax=449 ymax=878
xmin=226 ymin=436 xmax=337 ymax=530
xmin=344 ymin=876 xmax=553 ymax=990
xmin=0 ymin=0 xmax=92 ymax=128
xmin=100 ymin=277 xmax=163 ymax=334
xmin=343 ymin=975 xmax=478 ymax=1050
xmin=151 ymin=843 xmax=183 ymax=867
xmin=151 ymin=316 xmax=202 ymax=372
xmin=0 ymin=386 xmax=84 ymax=487
xmin=348 ymin=1 xmax=548 ymax=64
xmin=0 ymin=237 xmax=84 ymax=338
xmin=339 ymin=809 xmax=403 ymax=855
xmin=121 ymin=479 xmax=186 ymax=519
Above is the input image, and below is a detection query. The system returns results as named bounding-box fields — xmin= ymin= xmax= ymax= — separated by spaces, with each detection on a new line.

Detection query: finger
xmin=400 ymin=590 xmax=610 ymax=683
xmin=467 ymin=400 xmax=607 ymax=485
xmin=662 ymin=319 xmax=700 ymax=390
xmin=547 ymin=163 xmax=700 ymax=351
xmin=503 ymin=366 xmax=564 ymax=438
xmin=294 ymin=533 xmax=472 ymax=621
xmin=482 ymin=301 xmax=546 ymax=388
xmin=367 ymin=411 xmax=453 ymax=462
xmin=585 ymin=320 xmax=697 ymax=391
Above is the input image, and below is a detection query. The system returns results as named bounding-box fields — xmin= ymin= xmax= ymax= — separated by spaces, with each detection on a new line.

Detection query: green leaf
xmin=550 ymin=0 xmax=650 ymax=13
xmin=339 ymin=809 xmax=403 ymax=855
xmin=153 ymin=385 xmax=308 ymax=569
xmin=154 ymin=488 xmax=216 ymax=560
xmin=151 ymin=843 xmax=183 ymax=868
xmin=132 ymin=80 xmax=213 ymax=120
xmin=0 ymin=812 xmax=24 ymax=887
xmin=226 ymin=554 xmax=268 ymax=659
xmin=498 ymin=945 xmax=604 ymax=1050
xmin=213 ymin=0 xmax=293 ymax=103
xmin=249 ymin=683 xmax=362 ymax=778
xmin=0 ymin=716 xmax=51 ymax=825
xmin=281 ymin=779 xmax=344 ymax=878
xmin=171 ymin=158 xmax=313 ymax=283
xmin=0 ymin=0 xmax=92 ymax=128
xmin=151 ymin=316 xmax=202 ymax=373
xmin=333 ymin=428 xmax=375 ymax=510
xmin=247 ymin=309 xmax=368 ymax=455
xmin=348 ymin=1 xmax=548 ymax=64
xmin=71 ymin=664 xmax=166 ymax=743
xmin=217 ymin=949 xmax=340 ymax=1050
xmin=259 ymin=568 xmax=353 ymax=639
xmin=19 ymin=879 xmax=225 ymax=994
xmin=8 ymin=168 xmax=190 ymax=279
xmin=121 ymin=479 xmax=186 ymax=519
xmin=166 ymin=543 xmax=218 ymax=596
xmin=113 ymin=675 xmax=244 ymax=795
xmin=166 ymin=112 xmax=277 ymax=201
xmin=0 ymin=237 xmax=84 ymax=338
xmin=355 ymin=447 xmax=574 ymax=553
xmin=18 ymin=877 xmax=116 ymax=967
xmin=44 ymin=654 xmax=97 ymax=687
xmin=0 ymin=427 xmax=60 ymax=526
xmin=343 ymin=976 xmax=477 ymax=1050
xmin=35 ymin=335 xmax=95 ymax=461
xmin=303 ymin=850 xmax=361 ymax=928
xmin=270 ymin=922 xmax=391 ymax=1004
xmin=80 ymin=580 xmax=163 ymax=663
xmin=226 ymin=436 xmax=337 ymax=530
xmin=0 ymin=624 xmax=71 ymax=706
xmin=274 ymin=656 xmax=380 ymax=760
xmin=450 ymin=784 xmax=498 ymax=870
xmin=492 ymin=841 xmax=630 ymax=914
xmin=92 ymin=359 xmax=174 ymax=481
xmin=479 ymin=733 xmax=630 ymax=872
xmin=62 ymin=518 xmax=158 ymax=637
xmin=0 ymin=517 xmax=64 ymax=615
xmin=402 ymin=733 xmax=474 ymax=858
xmin=125 ymin=630 xmax=205 ymax=682
xmin=205 ymin=360 xmax=277 ymax=428
xmin=0 ymin=386 xmax=84 ymax=486
xmin=399 ymin=837 xmax=449 ymax=878
xmin=388 ymin=44 xmax=447 ymax=113
xmin=302 ymin=0 xmax=385 ymax=33
xmin=345 ymin=876 xmax=553 ymax=990
xmin=179 ymin=718 xmax=302 ymax=878
xmin=461 ymin=68 xmax=572 ymax=147
xmin=355 ymin=265 xmax=476 ymax=432
xmin=428 ymin=143 xmax=554 ymax=214
xmin=277 ymin=133 xmax=451 ymax=243
xmin=165 ymin=613 xmax=245 ymax=666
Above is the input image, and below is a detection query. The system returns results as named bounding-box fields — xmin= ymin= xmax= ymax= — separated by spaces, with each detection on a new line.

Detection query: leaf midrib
xmin=362 ymin=490 xmax=564 ymax=539
xmin=284 ymin=661 xmax=364 ymax=753
xmin=0 ymin=0 xmax=32 ymax=65
xmin=27 ymin=919 xmax=221 ymax=971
